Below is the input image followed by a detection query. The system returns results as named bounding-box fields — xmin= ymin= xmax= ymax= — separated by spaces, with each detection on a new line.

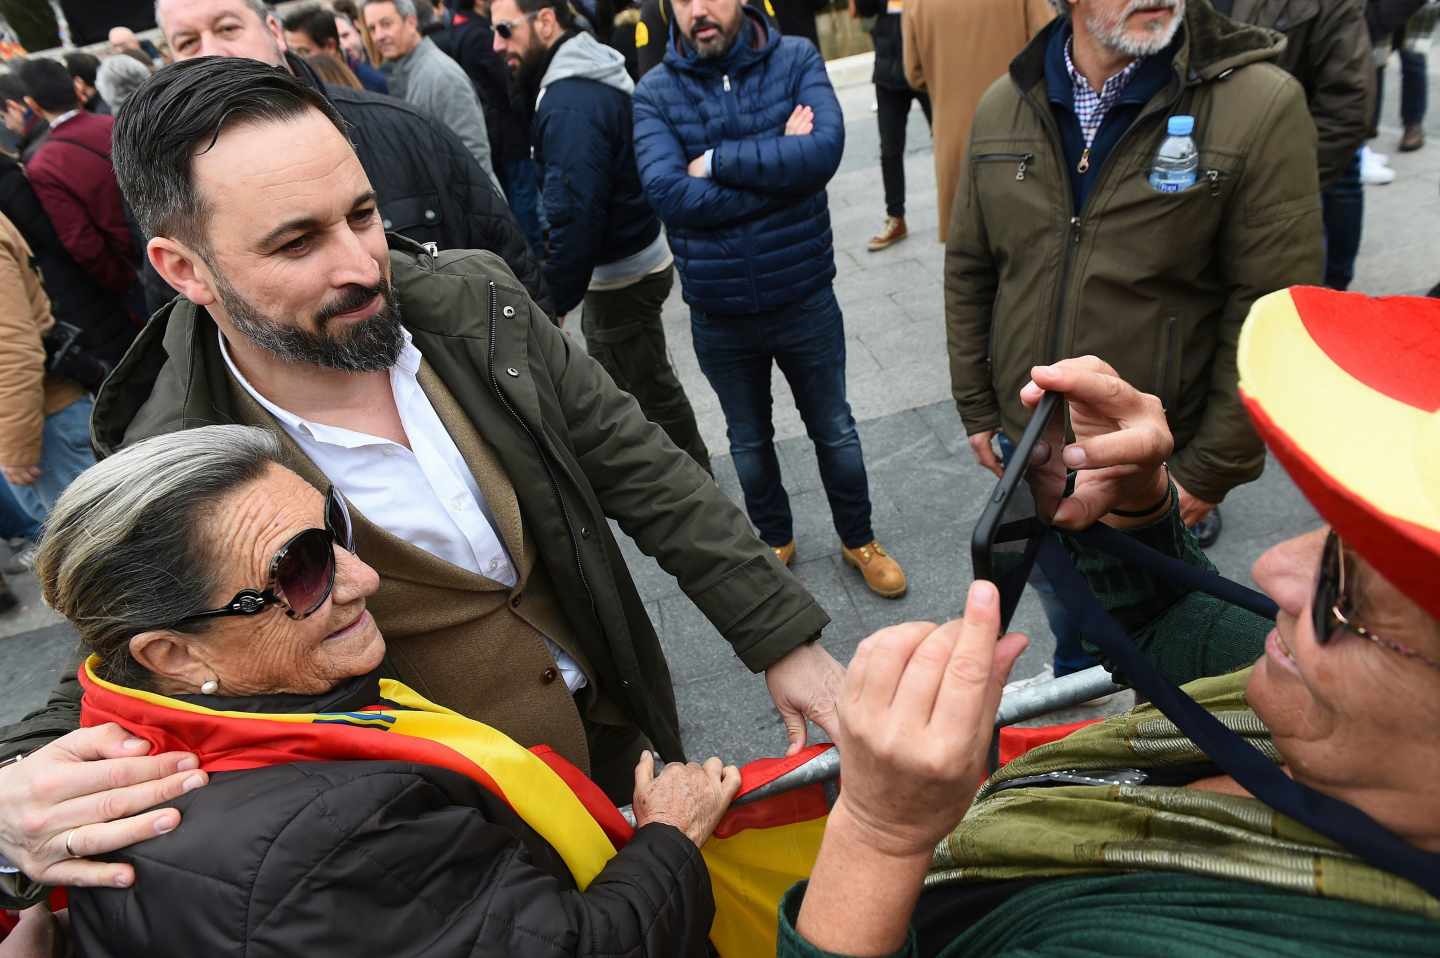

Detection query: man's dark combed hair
xmin=112 ymin=57 xmax=348 ymax=251
xmin=0 ymin=73 xmax=26 ymax=108
xmin=282 ymin=4 xmax=342 ymax=47
xmin=14 ymin=58 xmax=80 ymax=113
xmin=63 ymin=52 xmax=102 ymax=86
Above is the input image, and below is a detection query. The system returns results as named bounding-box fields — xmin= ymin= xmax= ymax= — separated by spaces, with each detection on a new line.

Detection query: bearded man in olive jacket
xmin=0 ymin=58 xmax=843 ymax=904
xmin=949 ymin=0 xmax=1322 ymax=516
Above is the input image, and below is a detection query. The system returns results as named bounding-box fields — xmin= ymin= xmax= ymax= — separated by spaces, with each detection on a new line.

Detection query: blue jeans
xmin=499 ymin=157 xmax=545 ymax=257
xmin=1322 ymin=151 xmax=1363 ymax=291
xmin=0 ymin=481 xmax=40 ymax=541
xmin=690 ymin=287 xmax=874 ymax=548
xmin=1375 ymin=45 xmax=1428 ymax=128
xmin=997 ymin=433 xmax=1099 ymax=677
xmin=7 ymin=399 xmax=97 ymax=524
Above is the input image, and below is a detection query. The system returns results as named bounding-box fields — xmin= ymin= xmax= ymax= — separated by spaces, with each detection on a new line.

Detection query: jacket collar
xmin=1012 ymin=0 xmax=1283 ymax=95
xmin=1044 ymin=18 xmax=1179 ymax=111
xmin=178 ymin=669 xmax=383 ymax=715
xmin=664 ymin=5 xmax=778 ymax=75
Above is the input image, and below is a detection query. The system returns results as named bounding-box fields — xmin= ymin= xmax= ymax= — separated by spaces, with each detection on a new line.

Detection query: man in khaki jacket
xmin=0 ymin=213 xmax=95 ymax=537
xmin=948 ymin=0 xmax=1321 ymax=669
xmin=903 ymin=0 xmax=1054 ymax=240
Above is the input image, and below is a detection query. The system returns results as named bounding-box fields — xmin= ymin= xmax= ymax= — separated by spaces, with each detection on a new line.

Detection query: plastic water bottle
xmin=1148 ymin=115 xmax=1198 ymax=193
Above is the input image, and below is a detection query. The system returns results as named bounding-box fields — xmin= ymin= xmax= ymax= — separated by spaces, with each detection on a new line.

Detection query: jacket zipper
xmin=1024 ymin=77 xmax=1185 ymax=362
xmin=1076 ymin=147 xmax=1090 ymax=174
xmin=974 ymin=152 xmax=1034 ymax=181
xmin=1204 ymin=169 xmax=1228 ymax=197
xmin=1154 ymin=315 xmax=1176 ymax=406
xmin=723 ymin=74 xmax=731 ymax=92
xmin=485 ymin=282 xmax=597 ymax=617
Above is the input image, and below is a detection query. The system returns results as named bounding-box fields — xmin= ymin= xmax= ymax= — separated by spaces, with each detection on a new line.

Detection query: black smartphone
xmin=970 ymin=392 xmax=1070 ymax=632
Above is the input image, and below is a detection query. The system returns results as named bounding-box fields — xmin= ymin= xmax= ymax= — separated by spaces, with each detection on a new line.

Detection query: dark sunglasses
xmin=175 ymin=487 xmax=355 ymax=628
xmin=494 ymin=10 xmax=539 ymax=38
xmin=1311 ymin=530 xmax=1440 ymax=671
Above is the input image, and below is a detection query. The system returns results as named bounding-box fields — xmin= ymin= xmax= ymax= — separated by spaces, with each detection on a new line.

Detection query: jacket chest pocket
xmin=1101 ymin=149 xmax=1241 ymax=276
xmin=379 ymin=192 xmax=445 ymax=241
xmin=970 ymin=146 xmax=1057 ymax=254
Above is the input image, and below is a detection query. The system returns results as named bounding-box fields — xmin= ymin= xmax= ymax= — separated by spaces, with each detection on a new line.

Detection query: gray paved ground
xmin=0 ymin=52 xmax=1434 ymax=765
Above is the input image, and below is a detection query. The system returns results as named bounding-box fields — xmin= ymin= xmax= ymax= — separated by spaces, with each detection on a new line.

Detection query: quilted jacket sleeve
xmin=633 ymin=75 xmax=785 ymax=230
xmin=708 ymin=42 xmax=844 ymax=195
xmin=0 ymin=226 xmax=47 ymax=468
xmin=537 ymin=105 xmax=612 ymax=316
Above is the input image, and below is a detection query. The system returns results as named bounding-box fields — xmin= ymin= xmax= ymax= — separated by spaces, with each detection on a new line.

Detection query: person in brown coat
xmin=902 ymin=0 xmax=1053 ymax=240
xmin=0 ymin=212 xmax=95 ymax=530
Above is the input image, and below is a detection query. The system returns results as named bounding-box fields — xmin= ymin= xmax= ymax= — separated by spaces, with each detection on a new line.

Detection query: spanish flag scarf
xmin=78 ymin=658 xmax=828 ymax=956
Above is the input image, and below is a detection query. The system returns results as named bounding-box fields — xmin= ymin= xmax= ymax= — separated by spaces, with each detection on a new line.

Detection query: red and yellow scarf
xmin=78 ymin=658 xmax=827 ymax=956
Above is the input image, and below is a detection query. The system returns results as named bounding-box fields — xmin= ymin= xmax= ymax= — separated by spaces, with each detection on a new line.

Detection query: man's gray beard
xmin=1085 ymin=0 xmax=1184 ymax=57
xmin=216 ymin=271 xmax=405 ymax=373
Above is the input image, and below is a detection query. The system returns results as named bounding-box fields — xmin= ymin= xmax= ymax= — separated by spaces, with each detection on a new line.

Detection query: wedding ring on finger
xmin=63 ymin=827 xmax=79 ymax=860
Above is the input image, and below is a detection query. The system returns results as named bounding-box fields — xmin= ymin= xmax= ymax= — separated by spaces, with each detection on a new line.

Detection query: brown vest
xmin=225 ymin=362 xmax=597 ymax=772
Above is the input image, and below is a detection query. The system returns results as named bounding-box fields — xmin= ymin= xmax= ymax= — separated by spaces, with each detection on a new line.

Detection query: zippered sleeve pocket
xmin=973 ymin=152 xmax=1036 ymax=181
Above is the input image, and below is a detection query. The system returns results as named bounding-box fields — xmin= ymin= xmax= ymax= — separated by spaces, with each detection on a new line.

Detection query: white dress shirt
xmin=220 ymin=329 xmax=587 ymax=692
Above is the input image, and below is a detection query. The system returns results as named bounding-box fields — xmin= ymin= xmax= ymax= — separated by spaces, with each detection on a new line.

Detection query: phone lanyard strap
xmin=1035 ymin=533 xmax=1440 ymax=900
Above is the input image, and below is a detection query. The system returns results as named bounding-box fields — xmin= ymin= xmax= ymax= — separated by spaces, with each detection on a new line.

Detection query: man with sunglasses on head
xmin=489 ymin=0 xmax=712 ymax=472
xmin=137 ymin=0 xmax=552 ymax=318
xmin=0 ymin=55 xmax=839 ymax=909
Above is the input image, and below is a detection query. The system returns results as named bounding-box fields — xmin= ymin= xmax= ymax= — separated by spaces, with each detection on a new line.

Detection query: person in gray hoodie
xmin=363 ymin=0 xmax=500 ymax=190
xmin=493 ymin=0 xmax=711 ymax=472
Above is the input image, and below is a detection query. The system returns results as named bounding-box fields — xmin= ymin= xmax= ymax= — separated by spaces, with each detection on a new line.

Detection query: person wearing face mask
xmin=784 ymin=288 xmax=1440 ymax=957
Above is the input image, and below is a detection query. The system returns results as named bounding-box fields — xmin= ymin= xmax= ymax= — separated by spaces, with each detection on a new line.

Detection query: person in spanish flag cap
xmin=0 ymin=424 xmax=831 ymax=957
xmin=782 ymin=287 xmax=1440 ymax=957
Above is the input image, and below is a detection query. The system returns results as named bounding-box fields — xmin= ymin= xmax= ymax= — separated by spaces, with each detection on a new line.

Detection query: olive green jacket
xmin=946 ymin=1 xmax=1323 ymax=504
xmin=1226 ymin=0 xmax=1373 ymax=190
xmin=0 ymin=236 xmax=829 ymax=770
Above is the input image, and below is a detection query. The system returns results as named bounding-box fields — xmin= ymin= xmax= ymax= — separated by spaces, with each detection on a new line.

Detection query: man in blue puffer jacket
xmin=633 ymin=0 xmax=907 ymax=598
xmin=493 ymin=0 xmax=711 ymax=470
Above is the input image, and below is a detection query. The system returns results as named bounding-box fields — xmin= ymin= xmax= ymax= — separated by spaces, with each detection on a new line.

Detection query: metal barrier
xmin=618 ymin=664 xmax=1123 ymax=826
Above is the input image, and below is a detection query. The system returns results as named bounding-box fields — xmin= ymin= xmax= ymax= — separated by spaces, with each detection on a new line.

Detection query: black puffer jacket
xmin=68 ymin=676 xmax=715 ymax=958
xmin=138 ymin=55 xmax=555 ymax=319
xmin=854 ymin=0 xmax=906 ymax=90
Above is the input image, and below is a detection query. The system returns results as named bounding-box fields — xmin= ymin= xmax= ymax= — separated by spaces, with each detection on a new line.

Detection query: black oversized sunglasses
xmin=1312 ymin=530 xmax=1440 ymax=671
xmin=494 ymin=11 xmax=538 ymax=38
xmin=175 ymin=487 xmax=355 ymax=627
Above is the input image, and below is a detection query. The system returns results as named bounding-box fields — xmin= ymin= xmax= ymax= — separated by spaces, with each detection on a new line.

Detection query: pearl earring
xmin=200 ymin=679 xmax=219 ymax=695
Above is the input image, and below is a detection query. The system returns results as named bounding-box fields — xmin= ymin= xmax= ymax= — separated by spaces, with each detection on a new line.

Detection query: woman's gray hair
xmin=36 ymin=425 xmax=282 ymax=687
xmin=95 ymin=56 xmax=151 ymax=113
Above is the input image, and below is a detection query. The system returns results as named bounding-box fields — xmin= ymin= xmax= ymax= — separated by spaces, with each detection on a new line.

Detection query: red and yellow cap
xmin=1238 ymin=286 xmax=1440 ymax=620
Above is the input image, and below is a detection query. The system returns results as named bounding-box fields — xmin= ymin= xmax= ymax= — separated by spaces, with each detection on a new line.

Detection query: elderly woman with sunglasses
xmin=782 ymin=289 xmax=1440 ymax=958
xmin=14 ymin=425 xmax=736 ymax=958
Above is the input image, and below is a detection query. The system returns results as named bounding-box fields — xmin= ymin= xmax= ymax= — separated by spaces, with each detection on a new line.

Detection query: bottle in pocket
xmin=1149 ymin=115 xmax=1198 ymax=193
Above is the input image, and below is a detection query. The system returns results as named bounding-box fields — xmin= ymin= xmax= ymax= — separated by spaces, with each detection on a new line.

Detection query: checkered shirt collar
xmin=1064 ymin=39 xmax=1144 ymax=148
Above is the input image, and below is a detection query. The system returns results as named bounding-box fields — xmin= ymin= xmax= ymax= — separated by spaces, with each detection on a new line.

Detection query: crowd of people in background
xmin=0 ymin=0 xmax=1436 ymax=952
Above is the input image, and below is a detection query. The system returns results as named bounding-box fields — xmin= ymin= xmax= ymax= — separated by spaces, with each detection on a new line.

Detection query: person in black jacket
xmin=495 ymin=0 xmax=711 ymax=471
xmin=0 ymin=151 xmax=135 ymax=369
xmin=150 ymin=0 xmax=555 ymax=318
xmin=853 ymin=0 xmax=929 ymax=252
xmin=432 ymin=0 xmax=545 ymax=251
xmin=30 ymin=427 xmax=733 ymax=958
